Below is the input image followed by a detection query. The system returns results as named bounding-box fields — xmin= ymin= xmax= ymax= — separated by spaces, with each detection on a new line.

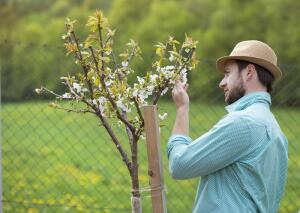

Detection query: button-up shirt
xmin=167 ymin=92 xmax=288 ymax=213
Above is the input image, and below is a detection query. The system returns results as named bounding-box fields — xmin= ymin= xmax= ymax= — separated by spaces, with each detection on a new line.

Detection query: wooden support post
xmin=143 ymin=105 xmax=167 ymax=213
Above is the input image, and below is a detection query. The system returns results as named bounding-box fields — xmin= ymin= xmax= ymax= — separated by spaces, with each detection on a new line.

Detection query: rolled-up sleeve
xmin=167 ymin=115 xmax=264 ymax=179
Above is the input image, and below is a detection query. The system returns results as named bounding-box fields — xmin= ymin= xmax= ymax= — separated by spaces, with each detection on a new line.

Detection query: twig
xmin=104 ymin=35 xmax=112 ymax=47
xmin=132 ymin=97 xmax=144 ymax=138
xmin=111 ymin=50 xmax=119 ymax=72
xmin=94 ymin=108 xmax=132 ymax=174
xmin=127 ymin=44 xmax=137 ymax=65
xmin=55 ymin=105 xmax=95 ymax=114
xmin=89 ymin=46 xmax=102 ymax=79
xmin=41 ymin=87 xmax=71 ymax=99
xmin=96 ymin=22 xmax=136 ymax=135
xmin=122 ymin=110 xmax=134 ymax=147
xmin=70 ymin=31 xmax=95 ymax=99
xmin=152 ymin=47 xmax=195 ymax=105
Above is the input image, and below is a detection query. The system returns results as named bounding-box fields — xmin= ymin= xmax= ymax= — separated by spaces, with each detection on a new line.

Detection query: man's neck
xmin=245 ymin=87 xmax=267 ymax=95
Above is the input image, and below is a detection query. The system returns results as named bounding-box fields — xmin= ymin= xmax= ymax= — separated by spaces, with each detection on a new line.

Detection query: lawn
xmin=2 ymin=101 xmax=300 ymax=212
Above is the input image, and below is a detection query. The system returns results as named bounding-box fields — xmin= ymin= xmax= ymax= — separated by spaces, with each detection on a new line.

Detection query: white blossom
xmin=158 ymin=66 xmax=175 ymax=78
xmin=132 ymin=89 xmax=138 ymax=97
xmin=98 ymin=97 xmax=107 ymax=105
xmin=181 ymin=73 xmax=187 ymax=85
xmin=105 ymin=50 xmax=111 ymax=56
xmin=105 ymin=80 xmax=112 ymax=86
xmin=92 ymin=97 xmax=107 ymax=114
xmin=122 ymin=61 xmax=129 ymax=67
xmin=156 ymin=66 xmax=161 ymax=72
xmin=137 ymin=76 xmax=145 ymax=84
xmin=35 ymin=88 xmax=42 ymax=94
xmin=62 ymin=93 xmax=71 ymax=98
xmin=181 ymin=68 xmax=188 ymax=84
xmin=147 ymin=85 xmax=155 ymax=93
xmin=116 ymin=99 xmax=131 ymax=113
xmin=138 ymin=89 xmax=150 ymax=101
xmin=150 ymin=74 xmax=158 ymax=82
xmin=169 ymin=54 xmax=175 ymax=62
xmin=166 ymin=65 xmax=175 ymax=70
xmin=73 ymin=83 xmax=82 ymax=93
xmin=158 ymin=113 xmax=168 ymax=120
xmin=161 ymin=87 xmax=168 ymax=95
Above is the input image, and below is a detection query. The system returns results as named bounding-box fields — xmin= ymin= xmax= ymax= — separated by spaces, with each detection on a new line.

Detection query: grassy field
xmin=2 ymin=101 xmax=300 ymax=212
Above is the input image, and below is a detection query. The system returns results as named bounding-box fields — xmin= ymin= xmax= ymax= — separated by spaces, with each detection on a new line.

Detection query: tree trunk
xmin=131 ymin=139 xmax=142 ymax=213
xmin=131 ymin=194 xmax=142 ymax=213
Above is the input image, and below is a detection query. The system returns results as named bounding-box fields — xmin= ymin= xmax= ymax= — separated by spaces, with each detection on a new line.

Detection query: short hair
xmin=235 ymin=60 xmax=274 ymax=93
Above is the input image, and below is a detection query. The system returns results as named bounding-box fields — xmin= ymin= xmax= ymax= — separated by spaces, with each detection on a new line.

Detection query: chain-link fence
xmin=1 ymin=41 xmax=300 ymax=212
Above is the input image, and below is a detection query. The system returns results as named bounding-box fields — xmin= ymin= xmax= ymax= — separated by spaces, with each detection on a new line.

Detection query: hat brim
xmin=216 ymin=56 xmax=282 ymax=81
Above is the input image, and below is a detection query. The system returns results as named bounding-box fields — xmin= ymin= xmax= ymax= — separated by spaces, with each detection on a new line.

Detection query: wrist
xmin=177 ymin=105 xmax=189 ymax=112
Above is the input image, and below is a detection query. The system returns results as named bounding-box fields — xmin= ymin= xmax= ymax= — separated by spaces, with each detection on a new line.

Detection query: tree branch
xmin=55 ymin=105 xmax=95 ymax=114
xmin=95 ymin=22 xmax=137 ymax=135
xmin=104 ymin=34 xmax=112 ymax=47
xmin=111 ymin=50 xmax=119 ymax=72
xmin=122 ymin=110 xmax=134 ymax=147
xmin=132 ymin=97 xmax=144 ymax=138
xmin=70 ymin=31 xmax=95 ymax=99
xmin=127 ymin=44 xmax=137 ymax=65
xmin=89 ymin=46 xmax=102 ymax=79
xmin=94 ymin=107 xmax=132 ymax=175
xmin=41 ymin=87 xmax=72 ymax=99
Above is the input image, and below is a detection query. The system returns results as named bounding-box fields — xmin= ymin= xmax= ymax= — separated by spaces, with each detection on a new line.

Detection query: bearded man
xmin=168 ymin=40 xmax=288 ymax=213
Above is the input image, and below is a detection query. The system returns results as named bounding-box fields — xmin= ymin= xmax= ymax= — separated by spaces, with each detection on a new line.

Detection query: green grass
xmin=2 ymin=101 xmax=300 ymax=212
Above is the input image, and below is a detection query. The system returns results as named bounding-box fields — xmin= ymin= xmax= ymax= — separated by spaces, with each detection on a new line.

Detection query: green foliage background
xmin=1 ymin=0 xmax=300 ymax=105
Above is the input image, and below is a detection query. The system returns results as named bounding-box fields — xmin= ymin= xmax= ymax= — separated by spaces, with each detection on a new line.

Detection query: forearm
xmin=171 ymin=106 xmax=189 ymax=136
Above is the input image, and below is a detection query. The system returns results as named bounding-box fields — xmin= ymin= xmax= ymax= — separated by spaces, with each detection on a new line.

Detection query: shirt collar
xmin=225 ymin=91 xmax=271 ymax=113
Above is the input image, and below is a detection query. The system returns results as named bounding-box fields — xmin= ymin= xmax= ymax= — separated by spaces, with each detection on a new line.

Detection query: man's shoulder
xmin=220 ymin=109 xmax=266 ymax=129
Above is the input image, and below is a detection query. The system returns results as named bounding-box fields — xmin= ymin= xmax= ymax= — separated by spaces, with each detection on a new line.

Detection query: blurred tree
xmin=1 ymin=0 xmax=299 ymax=105
xmin=265 ymin=0 xmax=300 ymax=106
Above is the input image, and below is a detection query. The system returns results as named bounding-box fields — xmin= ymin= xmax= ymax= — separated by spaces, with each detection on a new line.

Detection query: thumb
xmin=184 ymin=83 xmax=189 ymax=91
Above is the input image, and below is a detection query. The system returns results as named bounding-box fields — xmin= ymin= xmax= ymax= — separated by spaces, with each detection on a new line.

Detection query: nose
xmin=219 ymin=77 xmax=226 ymax=89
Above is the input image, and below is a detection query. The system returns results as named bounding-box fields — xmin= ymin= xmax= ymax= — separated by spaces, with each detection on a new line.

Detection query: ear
xmin=244 ymin=64 xmax=256 ymax=81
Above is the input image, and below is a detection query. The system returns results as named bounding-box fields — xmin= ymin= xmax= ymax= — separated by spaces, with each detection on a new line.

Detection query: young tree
xmin=36 ymin=10 xmax=197 ymax=213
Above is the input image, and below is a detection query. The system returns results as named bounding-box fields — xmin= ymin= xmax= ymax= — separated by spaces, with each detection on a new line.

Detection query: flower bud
xmin=35 ymin=88 xmax=42 ymax=94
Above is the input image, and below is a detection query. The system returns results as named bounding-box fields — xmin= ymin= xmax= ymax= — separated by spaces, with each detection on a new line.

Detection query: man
xmin=168 ymin=40 xmax=288 ymax=212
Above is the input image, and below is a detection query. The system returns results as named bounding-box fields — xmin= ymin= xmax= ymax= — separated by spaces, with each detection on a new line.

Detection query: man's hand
xmin=172 ymin=80 xmax=189 ymax=109
xmin=171 ymin=80 xmax=189 ymax=136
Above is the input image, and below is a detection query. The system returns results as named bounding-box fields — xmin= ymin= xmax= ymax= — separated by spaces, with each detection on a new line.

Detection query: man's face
xmin=219 ymin=60 xmax=246 ymax=105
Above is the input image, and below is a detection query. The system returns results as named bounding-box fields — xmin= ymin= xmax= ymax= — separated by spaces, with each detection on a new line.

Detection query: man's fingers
xmin=172 ymin=86 xmax=178 ymax=96
xmin=184 ymin=83 xmax=189 ymax=91
xmin=175 ymin=80 xmax=186 ymax=89
xmin=175 ymin=80 xmax=181 ymax=89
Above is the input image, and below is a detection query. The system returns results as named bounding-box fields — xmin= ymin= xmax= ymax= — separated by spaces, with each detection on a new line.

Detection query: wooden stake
xmin=143 ymin=105 xmax=167 ymax=213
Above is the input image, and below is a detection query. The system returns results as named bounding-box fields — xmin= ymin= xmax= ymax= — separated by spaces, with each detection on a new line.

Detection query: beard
xmin=225 ymin=76 xmax=246 ymax=105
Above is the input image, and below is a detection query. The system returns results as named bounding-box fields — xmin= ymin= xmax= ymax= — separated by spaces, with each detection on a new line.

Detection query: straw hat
xmin=216 ymin=40 xmax=282 ymax=81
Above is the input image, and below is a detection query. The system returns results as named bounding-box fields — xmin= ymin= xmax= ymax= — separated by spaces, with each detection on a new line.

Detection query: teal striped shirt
xmin=167 ymin=92 xmax=288 ymax=213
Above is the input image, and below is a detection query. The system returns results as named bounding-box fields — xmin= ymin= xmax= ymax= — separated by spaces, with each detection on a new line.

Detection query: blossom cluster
xmin=35 ymin=10 xmax=197 ymax=133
